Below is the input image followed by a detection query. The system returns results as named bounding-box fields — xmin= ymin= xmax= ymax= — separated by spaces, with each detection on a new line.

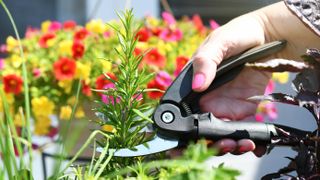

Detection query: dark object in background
xmin=0 ymin=0 xmax=86 ymax=45
xmin=161 ymin=0 xmax=280 ymax=25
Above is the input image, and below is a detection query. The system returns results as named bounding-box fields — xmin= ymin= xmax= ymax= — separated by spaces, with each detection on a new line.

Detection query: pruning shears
xmin=98 ymin=40 xmax=313 ymax=157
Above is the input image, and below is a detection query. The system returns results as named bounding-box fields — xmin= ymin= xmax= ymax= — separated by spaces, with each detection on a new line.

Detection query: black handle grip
xmin=197 ymin=113 xmax=278 ymax=142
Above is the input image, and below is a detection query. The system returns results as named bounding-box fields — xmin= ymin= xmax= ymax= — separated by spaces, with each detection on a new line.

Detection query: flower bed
xmin=0 ymin=12 xmax=218 ymax=138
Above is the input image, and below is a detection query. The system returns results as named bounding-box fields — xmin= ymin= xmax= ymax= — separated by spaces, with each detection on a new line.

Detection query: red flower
xmin=133 ymin=47 xmax=142 ymax=57
xmin=147 ymin=79 xmax=166 ymax=99
xmin=143 ymin=49 xmax=166 ymax=68
xmin=38 ymin=33 xmax=55 ymax=48
xmin=174 ymin=56 xmax=189 ymax=76
xmin=82 ymin=80 xmax=92 ymax=96
xmin=63 ymin=20 xmax=77 ymax=29
xmin=192 ymin=14 xmax=206 ymax=34
xmin=151 ymin=27 xmax=162 ymax=36
xmin=74 ymin=28 xmax=89 ymax=40
xmin=95 ymin=73 xmax=117 ymax=90
xmin=3 ymin=74 xmax=23 ymax=95
xmin=135 ymin=27 xmax=151 ymax=42
xmin=53 ymin=57 xmax=76 ymax=80
xmin=72 ymin=40 xmax=85 ymax=59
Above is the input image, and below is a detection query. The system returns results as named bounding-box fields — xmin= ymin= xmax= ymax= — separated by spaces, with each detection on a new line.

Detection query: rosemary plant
xmin=94 ymin=10 xmax=155 ymax=169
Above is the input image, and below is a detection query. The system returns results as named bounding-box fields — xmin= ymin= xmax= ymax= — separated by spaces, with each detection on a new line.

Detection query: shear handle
xmin=197 ymin=113 xmax=311 ymax=144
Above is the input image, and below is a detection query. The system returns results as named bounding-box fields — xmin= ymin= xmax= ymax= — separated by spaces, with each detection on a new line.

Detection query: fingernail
xmin=221 ymin=147 xmax=234 ymax=154
xmin=238 ymin=146 xmax=250 ymax=154
xmin=192 ymin=73 xmax=205 ymax=90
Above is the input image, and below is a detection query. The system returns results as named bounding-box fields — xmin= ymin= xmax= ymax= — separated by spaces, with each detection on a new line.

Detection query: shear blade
xmin=97 ymin=134 xmax=179 ymax=157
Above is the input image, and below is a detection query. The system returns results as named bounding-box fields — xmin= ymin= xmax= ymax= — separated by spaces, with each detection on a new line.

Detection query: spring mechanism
xmin=181 ymin=102 xmax=192 ymax=116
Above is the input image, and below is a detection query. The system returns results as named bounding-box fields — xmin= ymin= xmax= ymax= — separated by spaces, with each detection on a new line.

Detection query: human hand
xmin=192 ymin=2 xmax=320 ymax=156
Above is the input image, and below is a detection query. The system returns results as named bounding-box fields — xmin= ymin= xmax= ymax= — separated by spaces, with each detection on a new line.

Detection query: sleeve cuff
xmin=284 ymin=0 xmax=320 ymax=36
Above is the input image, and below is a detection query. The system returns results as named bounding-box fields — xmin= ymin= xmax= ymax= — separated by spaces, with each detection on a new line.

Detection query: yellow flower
xmin=31 ymin=96 xmax=55 ymax=117
xmin=41 ymin=20 xmax=51 ymax=33
xmin=157 ymin=40 xmax=167 ymax=55
xmin=34 ymin=116 xmax=51 ymax=135
xmin=67 ymin=96 xmax=77 ymax=105
xmin=75 ymin=61 xmax=91 ymax=80
xmin=100 ymin=60 xmax=112 ymax=72
xmin=146 ymin=16 xmax=160 ymax=26
xmin=59 ymin=105 xmax=72 ymax=120
xmin=6 ymin=36 xmax=18 ymax=52
xmin=75 ymin=107 xmax=85 ymax=119
xmin=58 ymin=80 xmax=73 ymax=94
xmin=58 ymin=40 xmax=73 ymax=56
xmin=10 ymin=54 xmax=23 ymax=68
xmin=14 ymin=113 xmax=25 ymax=127
xmin=101 ymin=124 xmax=116 ymax=133
xmin=272 ymin=72 xmax=289 ymax=84
xmin=86 ymin=19 xmax=106 ymax=34
xmin=3 ymin=93 xmax=15 ymax=105
xmin=136 ymin=42 xmax=148 ymax=50
xmin=46 ymin=38 xmax=57 ymax=48
xmin=0 ymin=92 xmax=14 ymax=115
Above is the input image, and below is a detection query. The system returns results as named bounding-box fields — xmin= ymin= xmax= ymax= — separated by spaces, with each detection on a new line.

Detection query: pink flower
xmin=162 ymin=12 xmax=176 ymax=25
xmin=159 ymin=28 xmax=183 ymax=42
xmin=209 ymin=19 xmax=220 ymax=30
xmin=32 ymin=68 xmax=41 ymax=78
xmin=264 ymin=80 xmax=275 ymax=95
xmin=155 ymin=71 xmax=172 ymax=87
xmin=255 ymin=114 xmax=264 ymax=122
xmin=255 ymin=102 xmax=278 ymax=122
xmin=101 ymin=83 xmax=120 ymax=104
xmin=103 ymin=31 xmax=111 ymax=38
xmin=49 ymin=21 xmax=62 ymax=32
xmin=25 ymin=27 xmax=40 ymax=39
xmin=264 ymin=103 xmax=278 ymax=120
xmin=0 ymin=44 xmax=7 ymax=54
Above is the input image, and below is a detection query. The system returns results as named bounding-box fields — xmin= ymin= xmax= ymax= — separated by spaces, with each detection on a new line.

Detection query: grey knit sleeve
xmin=284 ymin=0 xmax=320 ymax=36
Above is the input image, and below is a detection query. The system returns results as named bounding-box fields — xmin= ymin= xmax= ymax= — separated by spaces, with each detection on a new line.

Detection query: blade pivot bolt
xmin=161 ymin=111 xmax=174 ymax=123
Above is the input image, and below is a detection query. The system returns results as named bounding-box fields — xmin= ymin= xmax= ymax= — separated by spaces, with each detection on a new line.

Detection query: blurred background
xmin=2 ymin=0 xmax=316 ymax=179
xmin=0 ymin=0 xmax=281 ymax=44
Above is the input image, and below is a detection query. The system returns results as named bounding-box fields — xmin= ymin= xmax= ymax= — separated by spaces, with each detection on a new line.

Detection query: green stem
xmin=53 ymin=79 xmax=82 ymax=175
xmin=59 ymin=130 xmax=110 ymax=175
xmin=0 ymin=1 xmax=33 ymax=176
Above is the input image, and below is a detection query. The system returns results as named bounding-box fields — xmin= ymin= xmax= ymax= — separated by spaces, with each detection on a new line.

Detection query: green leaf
xmin=132 ymin=109 xmax=153 ymax=123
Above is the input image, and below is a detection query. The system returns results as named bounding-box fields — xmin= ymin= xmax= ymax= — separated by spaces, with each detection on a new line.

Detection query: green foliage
xmin=94 ymin=10 xmax=155 ymax=170
xmin=105 ymin=140 xmax=240 ymax=179
xmin=95 ymin=9 xmax=154 ymax=147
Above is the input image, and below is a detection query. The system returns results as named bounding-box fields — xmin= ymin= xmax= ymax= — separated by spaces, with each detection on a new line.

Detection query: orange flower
xmin=143 ymin=48 xmax=166 ymax=68
xmin=3 ymin=74 xmax=23 ymax=95
xmin=72 ymin=40 xmax=85 ymax=59
xmin=53 ymin=57 xmax=76 ymax=80
xmin=38 ymin=33 xmax=55 ymax=48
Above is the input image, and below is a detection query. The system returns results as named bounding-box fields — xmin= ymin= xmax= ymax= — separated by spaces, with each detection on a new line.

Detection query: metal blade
xmin=96 ymin=134 xmax=179 ymax=157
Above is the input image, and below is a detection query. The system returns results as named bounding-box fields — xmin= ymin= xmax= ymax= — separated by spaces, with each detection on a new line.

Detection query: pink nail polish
xmin=192 ymin=73 xmax=205 ymax=90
